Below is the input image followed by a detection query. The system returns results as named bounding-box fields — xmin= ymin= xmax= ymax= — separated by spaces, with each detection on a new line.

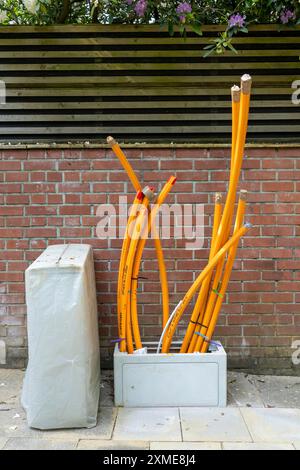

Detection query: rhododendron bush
xmin=0 ymin=1 xmax=299 ymax=55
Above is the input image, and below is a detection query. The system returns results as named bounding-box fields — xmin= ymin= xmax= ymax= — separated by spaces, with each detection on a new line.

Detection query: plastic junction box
xmin=114 ymin=341 xmax=227 ymax=407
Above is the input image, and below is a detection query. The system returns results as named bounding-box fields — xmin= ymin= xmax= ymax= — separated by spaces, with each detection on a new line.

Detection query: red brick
xmin=262 ymin=182 xmax=294 ymax=192
xmin=59 ymin=160 xmax=90 ymax=170
xmin=24 ymin=161 xmax=55 ymax=170
xmin=262 ymin=159 xmax=294 ymax=169
xmin=25 ymin=228 xmax=57 ymax=238
xmin=277 ymin=148 xmax=300 ymax=157
xmin=2 ymin=150 xmax=27 ymax=159
xmin=58 ymin=183 xmax=90 ymax=193
xmin=0 ymin=229 xmax=23 ymax=238
xmin=0 ymin=161 xmax=21 ymax=170
xmin=24 ymin=183 xmax=55 ymax=193
xmin=27 ymin=149 xmax=45 ymax=159
xmin=0 ymin=207 xmax=23 ymax=216
xmin=0 ymin=183 xmax=21 ymax=193
xmin=261 ymin=292 xmax=293 ymax=303
xmin=47 ymin=172 xmax=62 ymax=182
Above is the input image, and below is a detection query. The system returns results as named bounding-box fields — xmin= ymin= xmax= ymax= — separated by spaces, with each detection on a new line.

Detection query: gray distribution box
xmin=22 ymin=244 xmax=100 ymax=429
xmin=114 ymin=342 xmax=227 ymax=407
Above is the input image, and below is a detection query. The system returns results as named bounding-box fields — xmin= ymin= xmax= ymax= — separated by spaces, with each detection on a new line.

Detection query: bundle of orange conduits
xmin=107 ymin=73 xmax=253 ymax=355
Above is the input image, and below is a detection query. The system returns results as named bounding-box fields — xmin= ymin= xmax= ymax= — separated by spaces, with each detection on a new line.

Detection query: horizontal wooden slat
xmin=3 ymin=76 xmax=299 ymax=87
xmin=0 ymin=37 xmax=300 ymax=46
xmin=6 ymin=87 xmax=293 ymax=96
xmin=0 ymin=124 xmax=299 ymax=134
xmin=1 ymin=24 xmax=299 ymax=33
xmin=0 ymin=112 xmax=299 ymax=122
xmin=0 ymin=100 xmax=294 ymax=109
xmin=0 ymin=49 xmax=299 ymax=58
xmin=1 ymin=62 xmax=300 ymax=71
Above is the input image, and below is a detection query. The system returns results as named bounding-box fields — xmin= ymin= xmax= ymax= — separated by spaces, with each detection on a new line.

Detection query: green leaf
xmin=227 ymin=42 xmax=238 ymax=54
xmin=191 ymin=22 xmax=203 ymax=36
xmin=168 ymin=20 xmax=174 ymax=36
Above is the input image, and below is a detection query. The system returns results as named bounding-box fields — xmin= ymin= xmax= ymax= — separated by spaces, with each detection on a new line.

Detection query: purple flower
xmin=176 ymin=2 xmax=192 ymax=22
xmin=135 ymin=0 xmax=147 ymax=17
xmin=126 ymin=0 xmax=133 ymax=4
xmin=280 ymin=9 xmax=296 ymax=24
xmin=176 ymin=2 xmax=192 ymax=15
xmin=228 ymin=13 xmax=246 ymax=28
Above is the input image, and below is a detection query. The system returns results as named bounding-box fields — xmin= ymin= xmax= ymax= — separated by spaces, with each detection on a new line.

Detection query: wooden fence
xmin=0 ymin=24 xmax=299 ymax=143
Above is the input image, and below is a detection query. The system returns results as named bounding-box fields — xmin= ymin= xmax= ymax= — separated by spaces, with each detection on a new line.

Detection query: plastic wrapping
xmin=22 ymin=244 xmax=100 ymax=430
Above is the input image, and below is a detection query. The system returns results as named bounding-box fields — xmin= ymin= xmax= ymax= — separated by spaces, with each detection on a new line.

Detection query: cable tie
xmin=195 ymin=333 xmax=221 ymax=349
xmin=110 ymin=338 xmax=125 ymax=344
xmin=212 ymin=288 xmax=223 ymax=298
xmin=195 ymin=331 xmax=209 ymax=341
xmin=190 ymin=320 xmax=208 ymax=329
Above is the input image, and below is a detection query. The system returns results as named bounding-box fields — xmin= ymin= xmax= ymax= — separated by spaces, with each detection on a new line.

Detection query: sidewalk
xmin=0 ymin=369 xmax=300 ymax=450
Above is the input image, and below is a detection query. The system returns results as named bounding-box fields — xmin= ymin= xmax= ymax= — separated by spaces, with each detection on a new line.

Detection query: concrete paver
xmin=99 ymin=371 xmax=114 ymax=408
xmin=241 ymin=408 xmax=300 ymax=443
xmin=180 ymin=407 xmax=252 ymax=442
xmin=227 ymin=372 xmax=265 ymax=408
xmin=150 ymin=442 xmax=221 ymax=450
xmin=0 ymin=369 xmax=24 ymax=407
xmin=0 ymin=407 xmax=44 ymax=439
xmin=114 ymin=408 xmax=181 ymax=442
xmin=223 ymin=442 xmax=294 ymax=450
xmin=252 ymin=375 xmax=300 ymax=409
xmin=78 ymin=440 xmax=149 ymax=450
xmin=0 ymin=438 xmax=7 ymax=450
xmin=3 ymin=438 xmax=78 ymax=450
xmin=42 ymin=408 xmax=117 ymax=440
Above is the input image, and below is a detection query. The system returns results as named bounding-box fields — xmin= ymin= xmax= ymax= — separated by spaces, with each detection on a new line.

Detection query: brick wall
xmin=0 ymin=145 xmax=299 ymax=374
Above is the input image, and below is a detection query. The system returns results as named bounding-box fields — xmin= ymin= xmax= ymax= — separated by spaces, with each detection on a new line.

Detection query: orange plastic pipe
xmin=217 ymin=74 xmax=251 ymax=248
xmin=107 ymin=136 xmax=141 ymax=192
xmin=201 ymin=190 xmax=248 ymax=353
xmin=180 ymin=74 xmax=251 ymax=353
xmin=154 ymin=233 xmax=169 ymax=329
xmin=130 ymin=177 xmax=176 ymax=351
xmin=162 ymin=223 xmax=252 ymax=353
xmin=231 ymin=85 xmax=241 ymax=174
xmin=196 ymin=190 xmax=248 ymax=352
xmin=187 ymin=192 xmax=223 ymax=353
xmin=120 ymin=197 xmax=149 ymax=352
xmin=107 ymin=136 xmax=170 ymax=330
xmin=117 ymin=190 xmax=144 ymax=336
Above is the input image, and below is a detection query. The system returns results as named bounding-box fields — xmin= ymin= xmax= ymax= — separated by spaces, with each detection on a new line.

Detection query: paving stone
xmin=227 ymin=372 xmax=264 ymax=408
xmin=41 ymin=408 xmax=116 ymax=440
xmin=0 ymin=438 xmax=7 ymax=450
xmin=150 ymin=442 xmax=221 ymax=450
xmin=114 ymin=408 xmax=181 ymax=442
xmin=223 ymin=442 xmax=295 ymax=450
xmin=0 ymin=369 xmax=24 ymax=407
xmin=241 ymin=408 xmax=300 ymax=442
xmin=78 ymin=439 xmax=149 ymax=450
xmin=3 ymin=438 xmax=78 ymax=450
xmin=99 ymin=370 xmax=114 ymax=408
xmin=0 ymin=407 xmax=43 ymax=439
xmin=180 ymin=407 xmax=252 ymax=442
xmin=252 ymin=375 xmax=300 ymax=408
